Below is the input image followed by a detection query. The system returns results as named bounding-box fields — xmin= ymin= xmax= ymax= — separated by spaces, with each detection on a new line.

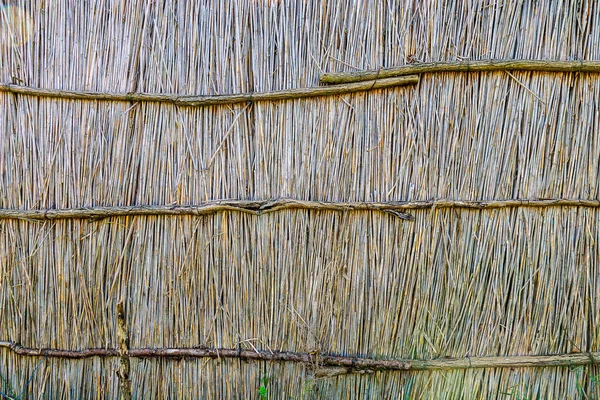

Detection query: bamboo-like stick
xmin=0 ymin=75 xmax=418 ymax=105
xmin=0 ymin=341 xmax=597 ymax=372
xmin=116 ymin=302 xmax=132 ymax=400
xmin=320 ymin=59 xmax=600 ymax=84
xmin=0 ymin=198 xmax=599 ymax=221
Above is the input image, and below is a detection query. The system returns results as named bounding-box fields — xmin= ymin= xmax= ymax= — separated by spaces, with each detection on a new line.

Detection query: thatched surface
xmin=2 ymin=0 xmax=600 ymax=398
xmin=2 ymin=210 xmax=600 ymax=397
xmin=3 ymin=72 xmax=600 ymax=209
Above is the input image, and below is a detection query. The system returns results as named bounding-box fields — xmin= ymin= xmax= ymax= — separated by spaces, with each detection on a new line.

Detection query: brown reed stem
xmin=0 ymin=341 xmax=597 ymax=372
xmin=116 ymin=302 xmax=132 ymax=400
xmin=0 ymin=198 xmax=598 ymax=221
xmin=320 ymin=59 xmax=600 ymax=84
xmin=0 ymin=75 xmax=418 ymax=106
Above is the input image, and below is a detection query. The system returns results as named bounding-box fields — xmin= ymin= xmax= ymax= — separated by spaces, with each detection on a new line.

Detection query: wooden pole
xmin=320 ymin=59 xmax=600 ymax=84
xmin=0 ymin=198 xmax=598 ymax=221
xmin=0 ymin=75 xmax=418 ymax=106
xmin=1 ymin=341 xmax=598 ymax=373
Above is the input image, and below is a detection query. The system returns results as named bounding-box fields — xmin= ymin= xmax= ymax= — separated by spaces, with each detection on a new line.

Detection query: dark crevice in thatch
xmin=0 ymin=198 xmax=599 ymax=221
xmin=0 ymin=75 xmax=419 ymax=106
xmin=320 ymin=59 xmax=600 ymax=83
xmin=1 ymin=341 xmax=598 ymax=373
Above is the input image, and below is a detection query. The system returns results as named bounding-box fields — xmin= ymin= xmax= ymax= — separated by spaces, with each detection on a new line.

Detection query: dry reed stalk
xmin=320 ymin=60 xmax=600 ymax=84
xmin=0 ymin=75 xmax=418 ymax=105
xmin=1 ymin=341 xmax=598 ymax=372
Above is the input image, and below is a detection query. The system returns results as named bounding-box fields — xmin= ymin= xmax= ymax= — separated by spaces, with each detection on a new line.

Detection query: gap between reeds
xmin=0 ymin=198 xmax=599 ymax=221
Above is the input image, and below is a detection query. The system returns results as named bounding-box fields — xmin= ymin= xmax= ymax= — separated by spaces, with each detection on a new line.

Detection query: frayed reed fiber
xmin=320 ymin=59 xmax=600 ymax=84
xmin=2 ymin=0 xmax=600 ymax=398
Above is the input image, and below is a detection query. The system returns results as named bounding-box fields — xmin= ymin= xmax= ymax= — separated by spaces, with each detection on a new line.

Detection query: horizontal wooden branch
xmin=0 ymin=198 xmax=599 ymax=222
xmin=320 ymin=59 xmax=600 ymax=84
xmin=1 ymin=341 xmax=597 ymax=373
xmin=0 ymin=75 xmax=418 ymax=106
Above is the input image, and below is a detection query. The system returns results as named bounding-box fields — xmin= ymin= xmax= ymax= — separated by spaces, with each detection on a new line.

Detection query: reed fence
xmin=2 ymin=0 xmax=600 ymax=398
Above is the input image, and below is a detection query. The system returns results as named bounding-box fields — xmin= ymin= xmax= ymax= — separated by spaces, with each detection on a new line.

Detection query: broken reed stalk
xmin=0 ymin=342 xmax=598 ymax=373
xmin=116 ymin=302 xmax=132 ymax=400
xmin=0 ymin=198 xmax=599 ymax=221
xmin=320 ymin=59 xmax=600 ymax=84
xmin=0 ymin=75 xmax=418 ymax=105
